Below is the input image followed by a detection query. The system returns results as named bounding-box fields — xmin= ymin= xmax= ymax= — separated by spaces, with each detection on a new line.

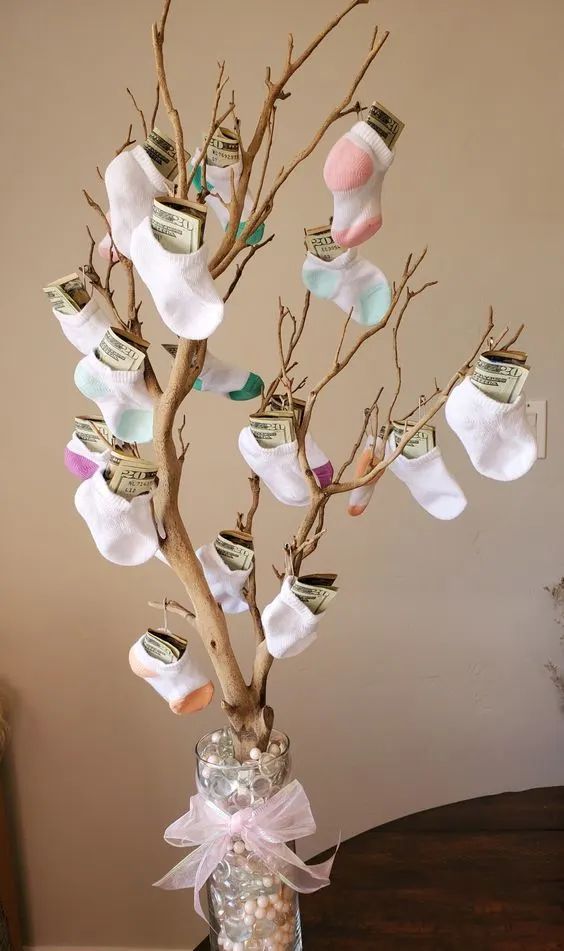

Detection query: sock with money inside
xmin=191 ymin=150 xmax=265 ymax=246
xmin=130 ymin=217 xmax=224 ymax=340
xmin=129 ymin=633 xmax=214 ymax=714
xmin=74 ymin=351 xmax=154 ymax=443
xmin=74 ymin=469 xmax=159 ymax=566
xmin=323 ymin=121 xmax=394 ymax=248
xmin=386 ymin=436 xmax=467 ymax=520
xmin=64 ymin=433 xmax=110 ymax=481
xmin=262 ymin=576 xmax=320 ymax=659
xmin=445 ymin=377 xmax=537 ymax=481
xmin=53 ymin=297 xmax=111 ymax=355
xmin=104 ymin=145 xmax=171 ymax=258
xmin=196 ymin=542 xmax=252 ymax=614
xmin=238 ymin=428 xmax=333 ymax=506
xmin=348 ymin=434 xmax=385 ymax=516
xmin=302 ymin=249 xmax=391 ymax=326
xmin=193 ymin=350 xmax=263 ymax=400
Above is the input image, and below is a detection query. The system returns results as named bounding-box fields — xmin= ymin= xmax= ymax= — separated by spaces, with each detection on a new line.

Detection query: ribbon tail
xmin=153 ymin=842 xmax=209 ymax=890
xmin=248 ymin=835 xmax=339 ymax=894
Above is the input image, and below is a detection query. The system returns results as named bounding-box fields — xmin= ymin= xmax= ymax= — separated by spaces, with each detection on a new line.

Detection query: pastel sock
xmin=348 ymin=435 xmax=385 ymax=516
xmin=191 ymin=151 xmax=265 ymax=246
xmin=53 ymin=297 xmax=111 ymax=355
xmin=323 ymin=121 xmax=394 ymax=248
xmin=196 ymin=542 xmax=251 ymax=614
xmin=104 ymin=145 xmax=170 ymax=258
xmin=302 ymin=249 xmax=391 ymax=326
xmin=130 ymin=217 xmax=223 ymax=340
xmin=74 ymin=351 xmax=154 ymax=443
xmin=262 ymin=576 xmax=319 ymax=659
xmin=193 ymin=350 xmax=263 ymax=400
xmin=64 ymin=433 xmax=110 ymax=481
xmin=129 ymin=635 xmax=214 ymax=714
xmin=386 ymin=436 xmax=467 ymax=520
xmin=74 ymin=469 xmax=159 ymax=565
xmin=445 ymin=377 xmax=537 ymax=481
xmin=238 ymin=428 xmax=333 ymax=506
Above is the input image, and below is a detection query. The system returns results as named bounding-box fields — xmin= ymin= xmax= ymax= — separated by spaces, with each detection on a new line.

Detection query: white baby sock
xmin=238 ymin=428 xmax=333 ymax=506
xmin=386 ymin=436 xmax=467 ymax=520
xmin=262 ymin=576 xmax=319 ymax=659
xmin=104 ymin=145 xmax=170 ymax=258
xmin=348 ymin=435 xmax=385 ymax=516
xmin=302 ymin=249 xmax=391 ymax=327
xmin=323 ymin=121 xmax=394 ymax=248
xmin=75 ymin=470 xmax=159 ymax=565
xmin=53 ymin=297 xmax=111 ymax=355
xmin=129 ymin=635 xmax=214 ymax=714
xmin=130 ymin=217 xmax=224 ymax=340
xmin=196 ymin=542 xmax=251 ymax=614
xmin=191 ymin=150 xmax=265 ymax=246
xmin=74 ymin=351 xmax=154 ymax=443
xmin=445 ymin=377 xmax=537 ymax=481
xmin=194 ymin=350 xmax=263 ymax=401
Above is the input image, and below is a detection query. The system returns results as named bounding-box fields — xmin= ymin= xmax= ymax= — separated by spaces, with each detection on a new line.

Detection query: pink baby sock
xmin=323 ymin=121 xmax=394 ymax=248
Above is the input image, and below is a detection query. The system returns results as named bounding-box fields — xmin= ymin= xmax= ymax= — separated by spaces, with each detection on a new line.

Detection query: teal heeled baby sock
xmin=74 ymin=351 xmax=154 ymax=443
xmin=191 ymin=153 xmax=265 ymax=246
xmin=302 ymin=248 xmax=391 ymax=326
xmin=193 ymin=350 xmax=263 ymax=401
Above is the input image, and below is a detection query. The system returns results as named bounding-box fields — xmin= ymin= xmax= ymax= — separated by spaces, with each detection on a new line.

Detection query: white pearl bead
xmin=201 ymin=765 xmax=211 ymax=779
xmin=211 ymin=731 xmax=222 ymax=744
xmin=273 ymin=899 xmax=284 ymax=912
xmin=262 ymin=875 xmax=274 ymax=888
xmin=249 ymin=747 xmax=261 ymax=760
xmin=282 ymin=901 xmax=291 ymax=913
xmin=257 ymin=894 xmax=269 ymax=908
xmin=244 ymin=899 xmax=257 ymax=914
xmin=232 ymin=839 xmax=245 ymax=855
xmin=268 ymin=743 xmax=281 ymax=755
xmin=255 ymin=906 xmax=266 ymax=919
xmin=266 ymin=907 xmax=276 ymax=920
xmin=244 ymin=914 xmax=255 ymax=926
xmin=207 ymin=754 xmax=220 ymax=765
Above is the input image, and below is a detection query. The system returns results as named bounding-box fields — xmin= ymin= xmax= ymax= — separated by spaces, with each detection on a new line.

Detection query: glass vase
xmin=196 ymin=728 xmax=302 ymax=951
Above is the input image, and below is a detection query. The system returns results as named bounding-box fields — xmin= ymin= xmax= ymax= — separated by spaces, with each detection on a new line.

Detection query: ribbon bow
xmin=154 ymin=779 xmax=334 ymax=919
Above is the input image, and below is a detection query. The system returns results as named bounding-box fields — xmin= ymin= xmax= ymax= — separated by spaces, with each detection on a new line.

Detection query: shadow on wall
xmin=546 ymin=578 xmax=564 ymax=711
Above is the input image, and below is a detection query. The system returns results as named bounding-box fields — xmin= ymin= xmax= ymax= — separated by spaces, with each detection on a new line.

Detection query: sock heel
xmin=324 ymin=139 xmax=374 ymax=190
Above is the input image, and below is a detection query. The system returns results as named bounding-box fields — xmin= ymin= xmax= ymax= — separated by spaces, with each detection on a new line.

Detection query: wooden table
xmin=195 ymin=786 xmax=564 ymax=950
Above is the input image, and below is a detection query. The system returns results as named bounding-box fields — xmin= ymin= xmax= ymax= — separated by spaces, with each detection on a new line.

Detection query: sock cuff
xmin=279 ymin=576 xmax=317 ymax=625
xmin=134 ymin=216 xmax=211 ymax=280
xmin=386 ymin=436 xmax=441 ymax=476
xmin=66 ymin=433 xmax=109 ymax=465
xmin=131 ymin=144 xmax=171 ymax=192
xmin=239 ymin=427 xmax=302 ymax=461
xmin=130 ymin=634 xmax=199 ymax=679
xmin=456 ymin=377 xmax=527 ymax=421
xmin=205 ymin=158 xmax=243 ymax=189
xmin=303 ymin=249 xmax=357 ymax=272
xmin=350 ymin=121 xmax=394 ymax=169
xmin=82 ymin=350 xmax=146 ymax=386
xmin=196 ymin=542 xmax=252 ymax=582
xmin=53 ymin=296 xmax=104 ymax=330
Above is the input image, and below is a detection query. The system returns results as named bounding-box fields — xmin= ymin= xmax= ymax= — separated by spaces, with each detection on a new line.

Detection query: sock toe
xmin=229 ymin=371 xmax=263 ymax=401
xmin=170 ymin=681 xmax=214 ymax=714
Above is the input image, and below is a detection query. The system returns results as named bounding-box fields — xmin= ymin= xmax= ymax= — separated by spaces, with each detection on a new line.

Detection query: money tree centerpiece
xmin=48 ymin=0 xmax=536 ymax=946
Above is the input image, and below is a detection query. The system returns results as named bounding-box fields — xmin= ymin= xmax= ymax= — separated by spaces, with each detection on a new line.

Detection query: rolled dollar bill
xmin=95 ymin=326 xmax=148 ymax=372
xmin=142 ymin=629 xmax=186 ymax=664
xmin=291 ymin=573 xmax=339 ymax=615
xmin=471 ymin=353 xmax=530 ymax=404
xmin=43 ymin=272 xmax=91 ymax=315
xmin=214 ymin=530 xmax=255 ymax=572
xmin=249 ymin=414 xmax=295 ymax=448
xmin=74 ymin=415 xmax=112 ymax=454
xmin=366 ymin=101 xmax=404 ymax=148
xmin=106 ymin=449 xmax=158 ymax=499
xmin=392 ymin=421 xmax=436 ymax=459
xmin=206 ymin=126 xmax=240 ymax=168
xmin=142 ymin=127 xmax=190 ymax=182
xmin=305 ymin=224 xmax=345 ymax=262
xmin=151 ymin=196 xmax=207 ymax=254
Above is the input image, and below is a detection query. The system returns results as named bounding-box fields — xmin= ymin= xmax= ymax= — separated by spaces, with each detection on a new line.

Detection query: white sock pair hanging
xmin=445 ymin=377 xmax=536 ymax=481
xmin=75 ymin=470 xmax=159 ymax=566
xmin=129 ymin=634 xmax=214 ymax=715
xmin=194 ymin=350 xmax=263 ymax=402
xmin=53 ymin=297 xmax=110 ymax=355
xmin=386 ymin=436 xmax=467 ymax=521
xmin=238 ymin=428 xmax=333 ymax=506
xmin=191 ymin=150 xmax=265 ymax=246
xmin=262 ymin=577 xmax=320 ymax=659
xmin=302 ymin=249 xmax=391 ymax=327
xmin=323 ymin=121 xmax=394 ymax=248
xmin=74 ymin=351 xmax=154 ymax=444
xmin=130 ymin=218 xmax=224 ymax=340
xmin=196 ymin=542 xmax=251 ymax=614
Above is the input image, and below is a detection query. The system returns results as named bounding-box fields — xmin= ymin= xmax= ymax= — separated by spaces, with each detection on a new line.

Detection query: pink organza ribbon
xmin=154 ymin=779 xmax=335 ymax=920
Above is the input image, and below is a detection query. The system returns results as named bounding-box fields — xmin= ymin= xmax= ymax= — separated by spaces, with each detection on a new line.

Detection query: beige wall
xmin=2 ymin=0 xmax=564 ymax=947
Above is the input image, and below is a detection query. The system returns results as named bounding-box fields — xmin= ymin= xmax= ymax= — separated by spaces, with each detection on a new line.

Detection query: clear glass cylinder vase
xmin=196 ymin=728 xmax=302 ymax=951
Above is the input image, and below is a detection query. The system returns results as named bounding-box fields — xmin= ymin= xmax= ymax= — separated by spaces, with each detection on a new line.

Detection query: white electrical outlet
xmin=526 ymin=399 xmax=547 ymax=459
